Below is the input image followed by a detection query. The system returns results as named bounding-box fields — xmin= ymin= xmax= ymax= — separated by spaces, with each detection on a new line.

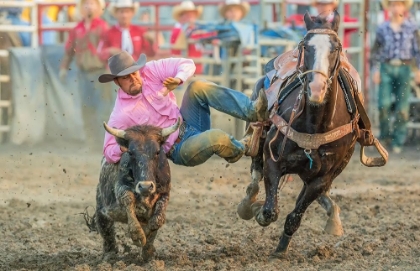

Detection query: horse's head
xmin=302 ymin=10 xmax=342 ymax=104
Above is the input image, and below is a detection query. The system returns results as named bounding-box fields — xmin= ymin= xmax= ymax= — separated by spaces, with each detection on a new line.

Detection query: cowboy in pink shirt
xmin=99 ymin=51 xmax=268 ymax=166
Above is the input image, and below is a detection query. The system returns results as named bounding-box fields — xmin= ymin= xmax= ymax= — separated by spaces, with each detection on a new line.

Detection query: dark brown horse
xmin=237 ymin=11 xmax=375 ymax=257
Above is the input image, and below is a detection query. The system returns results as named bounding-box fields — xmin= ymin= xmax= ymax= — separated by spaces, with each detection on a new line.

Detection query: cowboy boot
xmin=239 ymin=123 xmax=264 ymax=157
xmin=253 ymin=89 xmax=269 ymax=122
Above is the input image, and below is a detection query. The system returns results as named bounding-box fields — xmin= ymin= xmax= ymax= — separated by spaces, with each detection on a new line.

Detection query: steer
xmin=88 ymin=119 xmax=180 ymax=261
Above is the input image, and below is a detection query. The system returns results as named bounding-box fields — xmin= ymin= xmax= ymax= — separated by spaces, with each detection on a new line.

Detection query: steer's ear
xmin=115 ymin=137 xmax=129 ymax=149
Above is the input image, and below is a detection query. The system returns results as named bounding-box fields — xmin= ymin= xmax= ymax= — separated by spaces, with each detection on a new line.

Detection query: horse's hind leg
xmin=237 ymin=138 xmax=265 ymax=220
xmin=271 ymin=177 xmax=328 ymax=257
xmin=317 ymin=190 xmax=344 ymax=236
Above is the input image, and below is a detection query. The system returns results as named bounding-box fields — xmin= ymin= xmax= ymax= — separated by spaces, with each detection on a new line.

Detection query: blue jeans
xmin=169 ymin=80 xmax=260 ymax=166
xmin=378 ymin=64 xmax=411 ymax=148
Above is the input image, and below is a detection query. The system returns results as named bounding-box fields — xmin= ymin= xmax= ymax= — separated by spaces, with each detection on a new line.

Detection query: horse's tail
xmin=80 ymin=206 xmax=97 ymax=233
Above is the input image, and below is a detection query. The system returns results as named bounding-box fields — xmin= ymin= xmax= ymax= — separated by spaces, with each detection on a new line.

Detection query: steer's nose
xmin=136 ymin=181 xmax=156 ymax=194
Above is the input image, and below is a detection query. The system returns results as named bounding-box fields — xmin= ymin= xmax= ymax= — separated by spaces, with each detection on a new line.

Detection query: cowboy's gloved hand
xmin=163 ymin=77 xmax=182 ymax=95
xmin=59 ymin=68 xmax=67 ymax=83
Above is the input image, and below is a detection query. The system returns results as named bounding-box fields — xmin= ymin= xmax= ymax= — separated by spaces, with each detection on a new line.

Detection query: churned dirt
xmin=0 ymin=141 xmax=419 ymax=271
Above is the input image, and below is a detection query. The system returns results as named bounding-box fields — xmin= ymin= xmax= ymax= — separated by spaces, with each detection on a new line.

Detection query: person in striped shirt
xmin=371 ymin=0 xmax=420 ymax=154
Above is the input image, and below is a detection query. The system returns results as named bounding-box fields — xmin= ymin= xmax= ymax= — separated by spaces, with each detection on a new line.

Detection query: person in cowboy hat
xmin=60 ymin=0 xmax=110 ymax=148
xmin=97 ymin=0 xmax=155 ymax=63
xmin=170 ymin=1 xmax=213 ymax=74
xmin=285 ymin=0 xmax=358 ymax=48
xmin=219 ymin=0 xmax=250 ymax=22
xmin=99 ymin=51 xmax=268 ymax=166
xmin=371 ymin=0 xmax=419 ymax=154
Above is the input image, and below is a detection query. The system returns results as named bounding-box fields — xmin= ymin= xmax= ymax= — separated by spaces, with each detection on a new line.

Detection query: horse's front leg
xmin=317 ymin=190 xmax=344 ymax=236
xmin=237 ymin=138 xmax=265 ymax=220
xmin=271 ymin=176 xmax=330 ymax=257
xmin=254 ymin=157 xmax=283 ymax=227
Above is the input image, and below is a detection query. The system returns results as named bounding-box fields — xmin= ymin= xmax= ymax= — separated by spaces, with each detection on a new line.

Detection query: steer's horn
xmin=161 ymin=117 xmax=181 ymax=137
xmin=103 ymin=122 xmax=126 ymax=138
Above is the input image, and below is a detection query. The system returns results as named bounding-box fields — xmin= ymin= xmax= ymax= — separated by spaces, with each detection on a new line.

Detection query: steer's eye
xmin=156 ymin=150 xmax=160 ymax=156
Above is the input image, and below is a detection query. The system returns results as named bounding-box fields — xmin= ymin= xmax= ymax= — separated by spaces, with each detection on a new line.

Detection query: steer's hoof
xmin=130 ymin=225 xmax=147 ymax=247
xmin=142 ymin=245 xmax=156 ymax=262
xmin=102 ymin=251 xmax=118 ymax=262
xmin=131 ymin=233 xmax=146 ymax=247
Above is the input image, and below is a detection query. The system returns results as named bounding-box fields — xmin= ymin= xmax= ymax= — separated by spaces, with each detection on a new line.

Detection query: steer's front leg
xmin=141 ymin=193 xmax=169 ymax=261
xmin=149 ymin=193 xmax=170 ymax=230
xmin=119 ymin=190 xmax=147 ymax=247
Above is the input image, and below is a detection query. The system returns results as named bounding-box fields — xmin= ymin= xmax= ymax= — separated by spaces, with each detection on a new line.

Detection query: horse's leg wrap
xmin=237 ymin=133 xmax=266 ymax=220
xmin=237 ymin=170 xmax=262 ymax=220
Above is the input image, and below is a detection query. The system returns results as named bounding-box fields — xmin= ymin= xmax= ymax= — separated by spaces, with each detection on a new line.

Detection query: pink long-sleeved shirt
xmin=103 ymin=58 xmax=196 ymax=163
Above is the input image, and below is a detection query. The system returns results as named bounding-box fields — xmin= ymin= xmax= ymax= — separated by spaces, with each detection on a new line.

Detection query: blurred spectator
xmin=285 ymin=0 xmax=358 ymax=48
xmin=0 ymin=6 xmax=30 ymax=46
xmin=139 ymin=9 xmax=165 ymax=49
xmin=314 ymin=0 xmax=358 ymax=48
xmin=97 ymin=0 xmax=155 ymax=63
xmin=60 ymin=0 xmax=109 ymax=146
xmin=19 ymin=0 xmax=58 ymax=45
xmin=371 ymin=0 xmax=419 ymax=154
xmin=170 ymin=1 xmax=212 ymax=74
xmin=219 ymin=0 xmax=249 ymax=23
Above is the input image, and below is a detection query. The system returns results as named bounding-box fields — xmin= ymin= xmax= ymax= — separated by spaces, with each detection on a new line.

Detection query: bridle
xmin=296 ymin=28 xmax=343 ymax=89
xmin=268 ymin=28 xmax=344 ymax=163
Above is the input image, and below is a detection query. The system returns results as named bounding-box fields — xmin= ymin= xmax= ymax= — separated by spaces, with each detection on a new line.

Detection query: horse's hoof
xmin=237 ymin=198 xmax=255 ymax=220
xmin=269 ymin=249 xmax=288 ymax=261
xmin=253 ymin=202 xmax=272 ymax=227
xmin=324 ymin=218 xmax=344 ymax=236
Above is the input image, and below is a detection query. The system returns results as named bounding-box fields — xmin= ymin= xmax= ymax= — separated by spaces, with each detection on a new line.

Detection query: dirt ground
xmin=0 ymin=141 xmax=419 ymax=271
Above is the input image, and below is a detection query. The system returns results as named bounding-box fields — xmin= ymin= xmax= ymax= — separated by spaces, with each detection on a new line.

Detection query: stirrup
xmin=360 ymin=138 xmax=388 ymax=167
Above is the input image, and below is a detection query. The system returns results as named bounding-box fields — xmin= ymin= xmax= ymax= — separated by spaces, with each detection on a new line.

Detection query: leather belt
xmin=386 ymin=59 xmax=412 ymax=66
xmin=167 ymin=121 xmax=186 ymax=158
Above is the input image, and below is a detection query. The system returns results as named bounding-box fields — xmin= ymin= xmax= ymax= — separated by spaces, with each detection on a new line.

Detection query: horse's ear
xmin=330 ymin=10 xmax=341 ymax=32
xmin=304 ymin=12 xmax=315 ymax=30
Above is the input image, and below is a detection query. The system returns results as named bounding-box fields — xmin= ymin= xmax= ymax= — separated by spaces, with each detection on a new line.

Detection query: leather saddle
xmin=264 ymin=48 xmax=363 ymax=110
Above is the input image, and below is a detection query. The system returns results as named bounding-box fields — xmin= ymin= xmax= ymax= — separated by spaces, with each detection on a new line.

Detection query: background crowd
xmin=0 ymin=0 xmax=420 ymax=154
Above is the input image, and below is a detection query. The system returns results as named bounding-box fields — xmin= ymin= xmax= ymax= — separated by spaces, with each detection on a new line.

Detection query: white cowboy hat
xmin=74 ymin=0 xmax=106 ymax=20
xmin=312 ymin=0 xmax=339 ymax=6
xmin=219 ymin=0 xmax=250 ymax=19
xmin=172 ymin=1 xmax=203 ymax=22
xmin=381 ymin=0 xmax=413 ymax=9
xmin=108 ymin=0 xmax=139 ymax=17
